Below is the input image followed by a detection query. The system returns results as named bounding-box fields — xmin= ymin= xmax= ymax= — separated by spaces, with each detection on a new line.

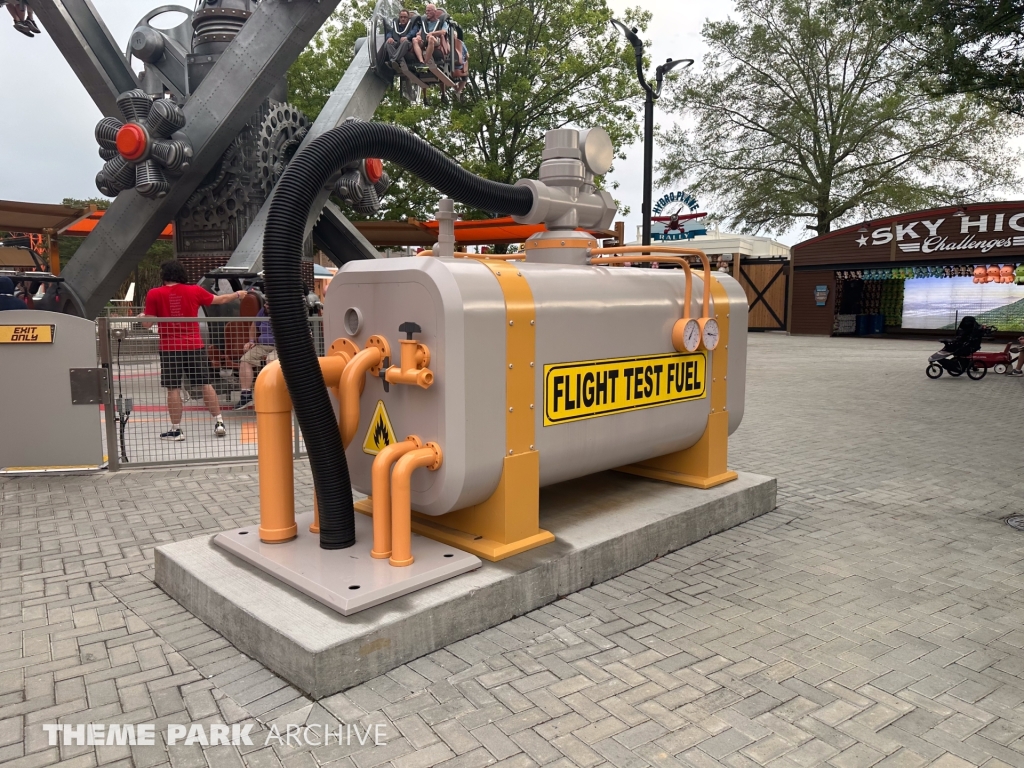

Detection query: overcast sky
xmin=0 ymin=0 xmax=769 ymax=242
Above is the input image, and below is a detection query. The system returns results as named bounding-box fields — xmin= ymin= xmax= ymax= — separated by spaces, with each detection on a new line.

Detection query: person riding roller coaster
xmin=413 ymin=3 xmax=448 ymax=73
xmin=3 ymin=0 xmax=41 ymax=37
xmin=384 ymin=8 xmax=420 ymax=67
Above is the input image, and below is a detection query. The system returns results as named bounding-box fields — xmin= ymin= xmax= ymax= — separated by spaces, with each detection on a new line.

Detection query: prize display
xmin=835 ymin=263 xmax=1024 ymax=334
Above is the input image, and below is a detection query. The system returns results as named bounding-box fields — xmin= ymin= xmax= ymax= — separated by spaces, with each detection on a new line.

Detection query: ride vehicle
xmin=367 ymin=0 xmax=463 ymax=102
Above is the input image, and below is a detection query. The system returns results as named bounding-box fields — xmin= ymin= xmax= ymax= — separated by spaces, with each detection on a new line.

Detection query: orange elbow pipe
xmin=389 ymin=442 xmax=442 ymax=567
xmin=256 ymin=347 xmax=355 ymax=542
xmin=340 ymin=347 xmax=383 ymax=447
xmin=589 ymin=246 xmax=712 ymax=319
xmin=370 ymin=437 xmax=423 ymax=558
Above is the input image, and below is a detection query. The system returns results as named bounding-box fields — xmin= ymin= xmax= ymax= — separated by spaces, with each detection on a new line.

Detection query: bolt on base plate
xmin=213 ymin=511 xmax=482 ymax=616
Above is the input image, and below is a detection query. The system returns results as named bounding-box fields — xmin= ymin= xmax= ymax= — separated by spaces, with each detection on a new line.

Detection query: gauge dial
xmin=680 ymin=318 xmax=701 ymax=352
xmin=700 ymin=317 xmax=720 ymax=350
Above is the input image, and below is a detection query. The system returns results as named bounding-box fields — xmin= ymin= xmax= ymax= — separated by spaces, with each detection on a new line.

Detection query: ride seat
xmin=207 ymin=292 xmax=261 ymax=373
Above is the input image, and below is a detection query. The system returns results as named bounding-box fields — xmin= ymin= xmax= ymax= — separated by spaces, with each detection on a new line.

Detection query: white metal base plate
xmin=213 ymin=511 xmax=482 ymax=616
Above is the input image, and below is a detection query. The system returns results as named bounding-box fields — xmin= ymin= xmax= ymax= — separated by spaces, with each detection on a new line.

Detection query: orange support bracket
xmin=354 ymin=261 xmax=553 ymax=561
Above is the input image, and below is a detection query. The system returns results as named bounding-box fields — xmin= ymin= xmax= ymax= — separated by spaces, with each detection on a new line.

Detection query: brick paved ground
xmin=3 ymin=334 xmax=1024 ymax=768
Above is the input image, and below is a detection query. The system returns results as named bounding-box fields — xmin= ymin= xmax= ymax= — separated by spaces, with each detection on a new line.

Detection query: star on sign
xmin=856 ymin=234 xmax=869 ymax=247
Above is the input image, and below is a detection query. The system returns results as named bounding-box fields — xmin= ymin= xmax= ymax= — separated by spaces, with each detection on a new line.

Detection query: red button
xmin=364 ymin=157 xmax=383 ymax=184
xmin=116 ymin=123 xmax=148 ymax=161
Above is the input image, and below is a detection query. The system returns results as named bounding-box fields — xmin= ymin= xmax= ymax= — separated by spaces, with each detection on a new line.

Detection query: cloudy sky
xmin=0 ymin=0 xmax=755 ymax=241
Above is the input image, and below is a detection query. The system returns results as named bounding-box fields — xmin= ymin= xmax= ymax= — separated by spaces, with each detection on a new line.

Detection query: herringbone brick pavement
xmin=2 ymin=334 xmax=1024 ymax=768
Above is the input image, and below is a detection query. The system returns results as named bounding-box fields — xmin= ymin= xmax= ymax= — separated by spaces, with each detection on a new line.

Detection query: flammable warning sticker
xmin=0 ymin=324 xmax=55 ymax=344
xmin=362 ymin=399 xmax=397 ymax=455
xmin=544 ymin=352 xmax=707 ymax=426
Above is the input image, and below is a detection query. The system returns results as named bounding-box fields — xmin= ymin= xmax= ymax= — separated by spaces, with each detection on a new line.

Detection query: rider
xmin=441 ymin=9 xmax=468 ymax=88
xmin=4 ymin=0 xmax=42 ymax=37
xmin=384 ymin=8 xmax=419 ymax=65
xmin=413 ymin=4 xmax=449 ymax=71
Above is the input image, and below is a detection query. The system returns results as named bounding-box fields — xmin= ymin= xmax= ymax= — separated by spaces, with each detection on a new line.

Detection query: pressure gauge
xmin=699 ymin=317 xmax=721 ymax=351
xmin=680 ymin=318 xmax=701 ymax=352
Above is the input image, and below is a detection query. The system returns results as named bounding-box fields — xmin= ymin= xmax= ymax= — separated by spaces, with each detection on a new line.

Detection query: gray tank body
xmin=323 ymin=257 xmax=747 ymax=516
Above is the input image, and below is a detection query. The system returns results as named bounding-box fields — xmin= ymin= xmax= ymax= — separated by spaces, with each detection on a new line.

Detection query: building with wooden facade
xmin=789 ymin=202 xmax=1024 ymax=337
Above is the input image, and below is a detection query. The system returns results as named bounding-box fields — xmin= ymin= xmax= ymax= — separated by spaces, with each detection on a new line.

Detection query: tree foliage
xmin=890 ymin=0 xmax=1024 ymax=117
xmin=287 ymin=0 xmax=648 ymax=221
xmin=659 ymin=0 xmax=1021 ymax=236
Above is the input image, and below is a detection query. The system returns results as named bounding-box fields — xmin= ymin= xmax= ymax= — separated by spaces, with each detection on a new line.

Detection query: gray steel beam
xmin=312 ymin=201 xmax=381 ymax=266
xmin=33 ymin=0 xmax=139 ymax=118
xmin=226 ymin=38 xmax=390 ymax=271
xmin=59 ymin=0 xmax=345 ymax=318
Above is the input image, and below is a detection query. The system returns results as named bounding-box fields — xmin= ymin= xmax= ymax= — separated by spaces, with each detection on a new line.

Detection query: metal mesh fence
xmin=100 ymin=315 xmax=324 ymax=467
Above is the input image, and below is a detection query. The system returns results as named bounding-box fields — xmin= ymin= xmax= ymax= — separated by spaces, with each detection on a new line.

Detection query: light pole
xmin=611 ymin=19 xmax=692 ymax=247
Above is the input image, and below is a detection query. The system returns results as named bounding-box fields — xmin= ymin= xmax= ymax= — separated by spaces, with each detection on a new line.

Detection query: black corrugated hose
xmin=264 ymin=121 xmax=534 ymax=549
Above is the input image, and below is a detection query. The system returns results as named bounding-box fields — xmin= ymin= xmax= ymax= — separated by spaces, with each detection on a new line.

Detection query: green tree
xmin=659 ymin=0 xmax=1021 ymax=236
xmin=890 ymin=1 xmax=1024 ymax=117
xmin=287 ymin=0 xmax=649 ymax=222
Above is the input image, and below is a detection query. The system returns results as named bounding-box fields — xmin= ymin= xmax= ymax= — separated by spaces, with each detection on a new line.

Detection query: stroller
xmin=926 ymin=316 xmax=991 ymax=380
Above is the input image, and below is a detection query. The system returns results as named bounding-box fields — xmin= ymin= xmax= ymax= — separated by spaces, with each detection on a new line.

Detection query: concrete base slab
xmin=155 ymin=470 xmax=776 ymax=698
xmin=214 ymin=513 xmax=481 ymax=615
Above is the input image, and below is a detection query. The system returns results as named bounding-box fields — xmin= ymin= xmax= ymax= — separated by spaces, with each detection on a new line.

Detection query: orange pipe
xmin=340 ymin=347 xmax=383 ymax=447
xmin=370 ymin=436 xmax=423 ymax=558
xmin=589 ymin=246 xmax=713 ymax=320
xmin=454 ymin=253 xmax=523 ymax=260
xmin=385 ymin=339 xmax=434 ymax=389
xmin=590 ymin=255 xmax=694 ymax=321
xmin=256 ymin=352 xmax=351 ymax=543
xmin=389 ymin=442 xmax=443 ymax=567
xmin=255 ymin=362 xmax=297 ymax=543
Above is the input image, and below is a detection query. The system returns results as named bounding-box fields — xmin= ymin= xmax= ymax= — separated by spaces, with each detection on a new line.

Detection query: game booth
xmin=789 ymin=202 xmax=1024 ymax=338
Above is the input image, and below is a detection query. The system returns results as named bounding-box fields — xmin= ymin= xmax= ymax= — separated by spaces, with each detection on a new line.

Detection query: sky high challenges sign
xmin=857 ymin=213 xmax=1024 ymax=256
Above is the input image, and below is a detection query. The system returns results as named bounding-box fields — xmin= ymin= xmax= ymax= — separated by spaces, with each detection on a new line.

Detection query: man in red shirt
xmin=140 ymin=260 xmax=246 ymax=441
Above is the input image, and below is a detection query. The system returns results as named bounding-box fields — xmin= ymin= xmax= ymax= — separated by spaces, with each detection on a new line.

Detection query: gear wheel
xmin=257 ymin=102 xmax=309 ymax=195
xmin=179 ymin=115 xmax=264 ymax=232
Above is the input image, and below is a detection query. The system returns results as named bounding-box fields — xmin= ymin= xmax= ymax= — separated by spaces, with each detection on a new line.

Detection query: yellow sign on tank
xmin=0 ymin=324 xmax=55 ymax=344
xmin=544 ymin=352 xmax=707 ymax=426
xmin=362 ymin=399 xmax=397 ymax=455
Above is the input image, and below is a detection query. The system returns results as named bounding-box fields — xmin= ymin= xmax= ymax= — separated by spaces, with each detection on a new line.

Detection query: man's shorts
xmin=240 ymin=344 xmax=278 ymax=366
xmin=159 ymin=348 xmax=213 ymax=388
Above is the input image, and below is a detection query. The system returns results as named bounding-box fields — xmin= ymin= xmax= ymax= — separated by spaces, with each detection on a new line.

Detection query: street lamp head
xmin=609 ymin=18 xmax=643 ymax=52
xmin=658 ymin=58 xmax=694 ymax=76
